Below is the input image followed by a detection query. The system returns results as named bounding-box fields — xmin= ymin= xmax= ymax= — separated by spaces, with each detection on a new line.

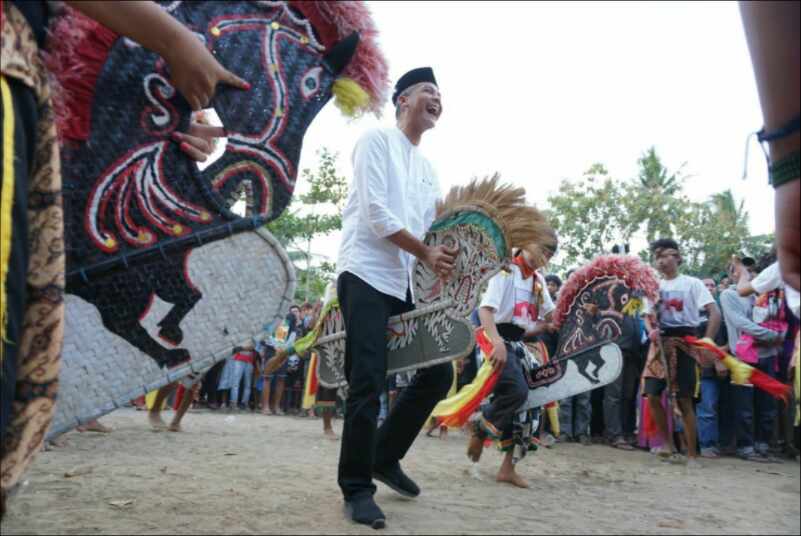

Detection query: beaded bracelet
xmin=769 ymin=152 xmax=800 ymax=188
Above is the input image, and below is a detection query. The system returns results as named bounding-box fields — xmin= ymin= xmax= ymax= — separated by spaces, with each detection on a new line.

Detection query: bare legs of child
xmin=323 ymin=411 xmax=337 ymax=440
xmin=149 ymin=382 xmax=198 ymax=432
xmin=496 ymin=450 xmax=529 ymax=488
xmin=466 ymin=433 xmax=528 ymax=488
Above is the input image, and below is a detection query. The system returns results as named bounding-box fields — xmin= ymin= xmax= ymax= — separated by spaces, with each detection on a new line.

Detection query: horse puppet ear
xmin=323 ymin=32 xmax=360 ymax=75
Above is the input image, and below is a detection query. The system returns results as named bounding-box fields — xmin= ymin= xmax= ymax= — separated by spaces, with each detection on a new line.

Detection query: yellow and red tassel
xmin=684 ymin=336 xmax=791 ymax=404
xmin=301 ymin=352 xmax=319 ymax=411
xmin=430 ymin=329 xmax=501 ymax=428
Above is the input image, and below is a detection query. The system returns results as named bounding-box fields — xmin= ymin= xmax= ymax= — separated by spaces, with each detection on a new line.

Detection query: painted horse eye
xmin=301 ymin=66 xmax=323 ymax=99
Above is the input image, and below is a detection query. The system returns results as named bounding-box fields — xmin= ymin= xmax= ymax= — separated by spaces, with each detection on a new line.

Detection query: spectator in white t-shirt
xmin=736 ymin=257 xmax=800 ymax=319
xmin=641 ymin=238 xmax=721 ymax=463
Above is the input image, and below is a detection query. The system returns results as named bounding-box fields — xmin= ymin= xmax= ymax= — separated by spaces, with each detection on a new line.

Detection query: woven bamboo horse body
xmin=313 ymin=175 xmax=553 ymax=388
xmin=54 ymin=1 xmax=382 ymax=369
xmin=44 ymin=1 xmax=389 ymax=435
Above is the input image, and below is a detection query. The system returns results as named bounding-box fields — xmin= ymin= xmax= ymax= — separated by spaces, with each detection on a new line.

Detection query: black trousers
xmin=480 ymin=341 xmax=528 ymax=440
xmin=602 ymin=350 xmax=642 ymax=439
xmin=336 ymin=271 xmax=453 ymax=501
xmin=1 ymin=77 xmax=37 ymax=444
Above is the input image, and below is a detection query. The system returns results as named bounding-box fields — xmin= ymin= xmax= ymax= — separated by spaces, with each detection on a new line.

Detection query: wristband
xmin=757 ymin=115 xmax=800 ymax=143
xmin=769 ymin=152 xmax=800 ymax=189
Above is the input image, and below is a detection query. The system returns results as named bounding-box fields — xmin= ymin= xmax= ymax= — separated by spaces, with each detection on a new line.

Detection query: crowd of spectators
xmin=538 ymin=249 xmax=798 ymax=462
xmin=190 ymin=301 xmax=343 ymax=419
xmin=144 ymin=246 xmax=798 ymax=465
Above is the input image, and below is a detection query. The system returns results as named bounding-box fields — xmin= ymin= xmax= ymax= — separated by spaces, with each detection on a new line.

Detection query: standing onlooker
xmin=696 ymin=277 xmax=734 ymax=458
xmin=229 ymin=342 xmax=257 ymax=411
xmin=603 ymin=312 xmax=643 ymax=450
xmin=718 ymin=275 xmax=731 ymax=295
xmin=200 ymin=360 xmax=225 ymax=409
xmin=641 ymin=238 xmax=721 ymax=463
xmin=545 ymin=274 xmax=562 ymax=301
xmin=721 ymin=262 xmax=784 ymax=462
xmin=262 ymin=306 xmax=300 ymax=415
xmin=216 ymin=351 xmax=237 ymax=410
xmin=542 ymin=274 xmax=563 ymax=358
xmin=559 ymin=388 xmax=592 ymax=445
xmin=557 ymin=269 xmax=591 ymax=446
xmin=737 ymin=251 xmax=801 ymax=457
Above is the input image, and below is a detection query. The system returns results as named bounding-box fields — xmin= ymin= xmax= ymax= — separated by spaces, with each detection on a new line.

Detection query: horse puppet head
xmin=52 ymin=0 xmax=388 ymax=273
xmin=45 ymin=0 xmax=388 ymax=436
xmin=552 ymin=255 xmax=660 ymax=359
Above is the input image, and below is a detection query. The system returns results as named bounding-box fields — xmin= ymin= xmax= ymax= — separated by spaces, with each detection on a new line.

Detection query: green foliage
xmin=546 ymin=147 xmax=774 ymax=279
xmin=266 ymin=148 xmax=347 ymax=303
xmin=625 ymin=147 xmax=690 ymax=243
xmin=547 ymin=163 xmax=632 ymax=269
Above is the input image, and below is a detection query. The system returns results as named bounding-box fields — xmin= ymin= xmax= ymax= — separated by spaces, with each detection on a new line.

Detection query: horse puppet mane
xmin=435 ymin=174 xmax=553 ymax=257
xmin=553 ymin=254 xmax=660 ymax=329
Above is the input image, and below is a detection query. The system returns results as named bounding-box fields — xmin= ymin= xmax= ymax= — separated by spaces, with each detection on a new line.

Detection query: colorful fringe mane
xmin=436 ymin=174 xmax=554 ymax=256
xmin=44 ymin=6 xmax=118 ymax=141
xmin=554 ymin=255 xmax=660 ymax=328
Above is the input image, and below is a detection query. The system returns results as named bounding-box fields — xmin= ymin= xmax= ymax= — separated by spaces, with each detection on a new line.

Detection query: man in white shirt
xmin=335 ymin=67 xmax=458 ymax=529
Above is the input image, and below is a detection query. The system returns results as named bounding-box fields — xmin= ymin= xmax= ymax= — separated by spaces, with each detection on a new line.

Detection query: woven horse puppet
xmin=47 ymin=1 xmax=388 ymax=435
xmin=514 ymin=255 xmax=660 ymax=410
xmin=263 ymin=175 xmax=553 ymax=388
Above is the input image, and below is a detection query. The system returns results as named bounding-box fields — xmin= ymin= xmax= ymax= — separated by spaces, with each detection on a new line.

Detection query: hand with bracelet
xmin=739 ymin=2 xmax=799 ymax=293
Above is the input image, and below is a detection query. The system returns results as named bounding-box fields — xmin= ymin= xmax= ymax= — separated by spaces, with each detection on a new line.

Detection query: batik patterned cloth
xmin=1 ymin=2 xmax=65 ymax=501
xmin=642 ymin=335 xmax=716 ymax=395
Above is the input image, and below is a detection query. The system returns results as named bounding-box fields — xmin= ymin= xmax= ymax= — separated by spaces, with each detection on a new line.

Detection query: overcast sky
xmin=233 ymin=1 xmax=774 ymax=265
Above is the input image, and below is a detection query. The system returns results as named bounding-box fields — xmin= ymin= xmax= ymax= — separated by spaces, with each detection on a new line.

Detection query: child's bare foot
xmin=467 ymin=434 xmax=484 ymax=462
xmin=149 ymin=413 xmax=168 ymax=431
xmin=324 ymin=428 xmax=338 ymax=440
xmin=167 ymin=422 xmax=182 ymax=433
xmin=439 ymin=427 xmax=448 ymax=440
xmin=496 ymin=469 xmax=529 ymax=488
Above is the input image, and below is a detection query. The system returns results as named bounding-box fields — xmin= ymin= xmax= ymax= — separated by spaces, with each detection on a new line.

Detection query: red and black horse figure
xmin=53 ymin=1 xmax=387 ymax=369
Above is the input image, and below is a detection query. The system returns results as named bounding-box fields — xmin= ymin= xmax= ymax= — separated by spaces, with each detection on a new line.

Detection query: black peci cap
xmin=392 ymin=67 xmax=437 ymax=105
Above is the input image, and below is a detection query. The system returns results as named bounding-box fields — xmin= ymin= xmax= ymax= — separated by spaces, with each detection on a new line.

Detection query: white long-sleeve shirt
xmin=336 ymin=127 xmax=441 ymax=301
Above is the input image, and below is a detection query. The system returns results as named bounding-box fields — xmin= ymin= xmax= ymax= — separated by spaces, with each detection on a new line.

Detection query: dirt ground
xmin=2 ymin=408 xmax=799 ymax=535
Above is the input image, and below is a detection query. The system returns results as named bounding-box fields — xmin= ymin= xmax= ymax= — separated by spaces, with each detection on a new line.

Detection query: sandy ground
xmin=2 ymin=408 xmax=799 ymax=535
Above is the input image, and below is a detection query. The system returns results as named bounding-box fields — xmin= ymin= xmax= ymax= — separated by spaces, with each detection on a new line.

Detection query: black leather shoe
xmin=344 ymin=496 xmax=386 ymax=529
xmin=373 ymin=462 xmax=420 ymax=498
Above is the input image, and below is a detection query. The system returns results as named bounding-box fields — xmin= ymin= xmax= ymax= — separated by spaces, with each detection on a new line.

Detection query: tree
xmin=676 ymin=189 xmax=773 ymax=277
xmin=266 ymin=147 xmax=348 ymax=302
xmin=623 ymin=146 xmax=690 ymax=243
xmin=546 ymin=163 xmax=632 ymax=269
xmin=546 ymin=148 xmax=774 ymax=279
